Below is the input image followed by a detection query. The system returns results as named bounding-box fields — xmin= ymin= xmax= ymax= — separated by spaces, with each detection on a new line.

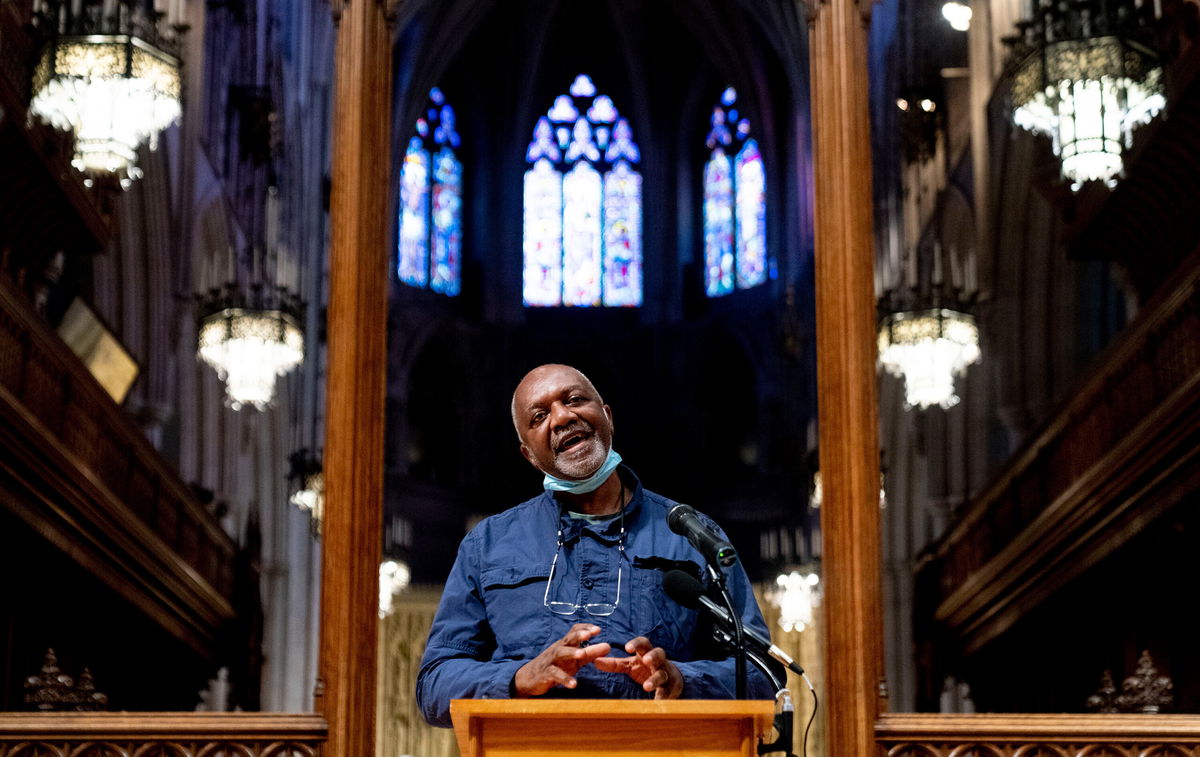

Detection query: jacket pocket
xmin=480 ymin=562 xmax=553 ymax=658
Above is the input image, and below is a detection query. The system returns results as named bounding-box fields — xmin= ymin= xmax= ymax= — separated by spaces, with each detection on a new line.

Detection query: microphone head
xmin=666 ymin=503 xmax=697 ymax=536
xmin=662 ymin=569 xmax=706 ymax=609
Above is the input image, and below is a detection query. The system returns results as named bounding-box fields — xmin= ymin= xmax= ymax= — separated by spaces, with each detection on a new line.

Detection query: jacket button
xmin=582 ymin=578 xmax=595 ymax=589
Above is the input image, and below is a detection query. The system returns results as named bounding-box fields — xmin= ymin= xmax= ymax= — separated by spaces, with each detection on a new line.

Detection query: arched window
xmin=523 ymin=74 xmax=642 ymax=307
xmin=398 ymin=88 xmax=463 ymax=296
xmin=703 ymin=87 xmax=767 ymax=297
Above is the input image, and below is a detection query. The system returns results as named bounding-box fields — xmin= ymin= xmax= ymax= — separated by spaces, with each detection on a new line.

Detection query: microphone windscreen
xmin=663 ymin=569 xmax=706 ymax=609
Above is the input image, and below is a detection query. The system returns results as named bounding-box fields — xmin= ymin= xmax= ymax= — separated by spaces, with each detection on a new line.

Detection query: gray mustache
xmin=552 ymin=421 xmax=594 ymax=451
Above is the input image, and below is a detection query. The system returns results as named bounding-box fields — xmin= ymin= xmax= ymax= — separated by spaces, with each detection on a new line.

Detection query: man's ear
xmin=603 ymin=404 xmax=613 ymax=427
xmin=519 ymin=443 xmax=537 ymax=468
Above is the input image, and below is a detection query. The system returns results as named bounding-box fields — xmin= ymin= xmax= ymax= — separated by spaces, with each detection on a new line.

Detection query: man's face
xmin=513 ymin=365 xmax=614 ymax=480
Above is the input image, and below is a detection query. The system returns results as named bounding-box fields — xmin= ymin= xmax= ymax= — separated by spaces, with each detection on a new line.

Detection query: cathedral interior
xmin=1 ymin=0 xmax=1198 ymax=754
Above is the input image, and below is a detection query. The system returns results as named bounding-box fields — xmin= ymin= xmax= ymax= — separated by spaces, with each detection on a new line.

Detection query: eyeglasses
xmin=543 ymin=506 xmax=626 ymax=617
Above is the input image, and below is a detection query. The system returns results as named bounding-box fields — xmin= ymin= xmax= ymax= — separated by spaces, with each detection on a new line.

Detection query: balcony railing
xmin=0 ymin=276 xmax=237 ymax=652
xmin=0 ymin=712 xmax=327 ymax=756
xmin=922 ymin=248 xmax=1200 ymax=652
xmin=877 ymin=712 xmax=1200 ymax=755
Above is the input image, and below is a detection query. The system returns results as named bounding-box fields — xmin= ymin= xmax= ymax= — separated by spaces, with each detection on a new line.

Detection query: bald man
xmin=416 ymin=364 xmax=777 ymax=727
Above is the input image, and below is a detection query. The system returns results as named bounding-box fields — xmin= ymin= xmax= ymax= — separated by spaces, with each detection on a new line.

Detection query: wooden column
xmin=808 ymin=0 xmax=887 ymax=755
xmin=317 ymin=1 xmax=392 ymax=756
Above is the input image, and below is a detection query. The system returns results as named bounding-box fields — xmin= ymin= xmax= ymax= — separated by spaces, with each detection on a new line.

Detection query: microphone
xmin=663 ymin=569 xmax=805 ymax=676
xmin=667 ymin=504 xmax=738 ymax=568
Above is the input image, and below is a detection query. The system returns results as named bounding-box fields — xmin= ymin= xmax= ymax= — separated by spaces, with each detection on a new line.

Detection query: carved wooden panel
xmin=925 ymin=254 xmax=1200 ymax=651
xmin=0 ymin=713 xmax=326 ymax=757
xmin=877 ymin=713 xmax=1200 ymax=757
xmin=0 ymin=278 xmax=237 ymax=650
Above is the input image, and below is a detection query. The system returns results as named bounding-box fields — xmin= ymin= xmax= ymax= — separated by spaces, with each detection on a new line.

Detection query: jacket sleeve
xmin=674 ymin=519 xmax=784 ymax=700
xmin=415 ymin=533 xmax=527 ymax=728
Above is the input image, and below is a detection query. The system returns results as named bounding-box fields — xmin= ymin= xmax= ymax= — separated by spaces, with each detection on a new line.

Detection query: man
xmin=416 ymin=363 xmax=777 ymax=727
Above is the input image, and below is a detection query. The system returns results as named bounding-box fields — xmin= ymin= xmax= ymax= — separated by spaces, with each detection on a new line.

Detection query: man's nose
xmin=548 ymin=401 xmax=577 ymax=427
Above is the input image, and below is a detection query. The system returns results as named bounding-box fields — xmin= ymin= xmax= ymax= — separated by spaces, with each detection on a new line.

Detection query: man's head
xmin=511 ymin=364 xmax=614 ymax=480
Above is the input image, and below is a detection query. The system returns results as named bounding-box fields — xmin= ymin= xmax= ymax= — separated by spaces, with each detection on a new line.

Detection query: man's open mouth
xmin=555 ymin=429 xmax=591 ymax=453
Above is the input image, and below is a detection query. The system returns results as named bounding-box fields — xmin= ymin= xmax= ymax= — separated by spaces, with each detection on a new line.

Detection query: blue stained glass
xmin=602 ymin=160 xmax=642 ymax=306
xmin=431 ymin=147 xmax=463 ymax=296
xmin=438 ymin=105 xmax=460 ymax=147
xmin=605 ymin=119 xmax=640 ymax=163
xmin=527 ymin=117 xmax=562 ymax=162
xmin=703 ymin=147 xmax=735 ymax=296
xmin=566 ymin=118 xmax=601 ymax=162
xmin=399 ymin=88 xmax=464 ymax=296
xmin=735 ymin=138 xmax=767 ymax=289
xmin=702 ymin=88 xmax=767 ymax=297
xmin=706 ymin=107 xmax=732 ymax=149
xmin=523 ymin=158 xmax=564 ymax=306
xmin=548 ymin=95 xmax=579 ymax=123
xmin=569 ymin=74 xmax=596 ymax=97
xmin=587 ymin=95 xmax=618 ymax=123
xmin=562 ymin=162 xmax=603 ymax=306
xmin=523 ymin=74 xmax=642 ymax=308
xmin=398 ymin=138 xmax=430 ymax=287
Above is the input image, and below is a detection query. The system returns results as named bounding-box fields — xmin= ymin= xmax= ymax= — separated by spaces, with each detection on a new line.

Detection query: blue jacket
xmin=416 ymin=467 xmax=778 ymax=727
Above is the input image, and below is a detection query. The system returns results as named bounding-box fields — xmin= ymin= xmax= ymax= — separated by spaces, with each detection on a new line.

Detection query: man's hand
xmin=594 ymin=636 xmax=684 ymax=699
xmin=512 ymin=624 xmax=612 ymax=697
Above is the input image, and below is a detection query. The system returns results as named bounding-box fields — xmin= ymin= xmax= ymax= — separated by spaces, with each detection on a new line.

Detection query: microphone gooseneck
xmin=666 ymin=504 xmax=738 ymax=568
xmin=663 ymin=569 xmax=806 ymax=676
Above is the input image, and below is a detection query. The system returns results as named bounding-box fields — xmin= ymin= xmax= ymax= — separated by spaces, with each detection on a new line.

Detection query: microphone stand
xmin=706 ymin=562 xmax=746 ymax=700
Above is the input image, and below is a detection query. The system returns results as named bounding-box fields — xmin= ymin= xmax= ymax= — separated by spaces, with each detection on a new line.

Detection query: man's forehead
xmin=516 ymin=365 xmax=599 ymax=404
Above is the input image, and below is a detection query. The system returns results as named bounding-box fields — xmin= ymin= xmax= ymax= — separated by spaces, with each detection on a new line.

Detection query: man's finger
xmin=567 ymin=623 xmax=602 ymax=644
xmin=624 ymin=636 xmax=653 ymax=656
xmin=591 ymin=655 xmax=632 ymax=674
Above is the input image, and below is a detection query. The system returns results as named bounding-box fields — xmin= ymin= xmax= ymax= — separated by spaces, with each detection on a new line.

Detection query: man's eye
xmin=568 ymin=396 xmax=584 ymax=404
xmin=530 ymin=412 xmax=546 ymax=425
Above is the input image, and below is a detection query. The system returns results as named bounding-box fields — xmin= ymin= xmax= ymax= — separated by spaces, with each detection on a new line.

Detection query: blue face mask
xmin=542 ymin=448 xmax=623 ymax=494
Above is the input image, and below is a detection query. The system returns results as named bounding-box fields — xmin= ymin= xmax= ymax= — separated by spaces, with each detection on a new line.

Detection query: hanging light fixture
xmin=1008 ymin=0 xmax=1164 ymax=189
xmin=878 ymin=308 xmax=980 ymax=409
xmin=197 ymin=282 xmax=304 ymax=410
xmin=29 ymin=0 xmax=183 ymax=187
xmin=941 ymin=1 xmax=972 ymax=31
xmin=767 ymin=569 xmax=822 ymax=633
xmin=287 ymin=449 xmax=323 ymax=534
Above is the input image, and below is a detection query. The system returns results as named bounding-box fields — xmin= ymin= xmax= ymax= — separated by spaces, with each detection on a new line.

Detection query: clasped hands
xmin=512 ymin=623 xmax=683 ymax=699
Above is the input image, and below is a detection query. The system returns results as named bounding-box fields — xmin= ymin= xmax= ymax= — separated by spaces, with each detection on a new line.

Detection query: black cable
xmin=800 ymin=675 xmax=817 ymax=757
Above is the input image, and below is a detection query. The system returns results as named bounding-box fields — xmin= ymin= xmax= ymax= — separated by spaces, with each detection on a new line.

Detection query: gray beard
xmin=552 ymin=437 xmax=608 ymax=479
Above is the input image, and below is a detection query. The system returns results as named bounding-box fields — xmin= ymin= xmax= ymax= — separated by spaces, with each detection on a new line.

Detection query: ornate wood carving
xmin=0 ymin=713 xmax=326 ymax=756
xmin=923 ymin=249 xmax=1200 ymax=653
xmin=809 ymin=0 xmax=886 ymax=752
xmin=0 ymin=277 xmax=236 ymax=654
xmin=318 ymin=0 xmax=391 ymax=755
xmin=23 ymin=651 xmax=108 ymax=712
xmin=876 ymin=712 xmax=1200 ymax=756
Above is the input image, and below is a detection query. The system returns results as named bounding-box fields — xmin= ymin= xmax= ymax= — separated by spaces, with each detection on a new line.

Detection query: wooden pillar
xmin=317 ymin=1 xmax=392 ymax=755
xmin=808 ymin=0 xmax=887 ymax=754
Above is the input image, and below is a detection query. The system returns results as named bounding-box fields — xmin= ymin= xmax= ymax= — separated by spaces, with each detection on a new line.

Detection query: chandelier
xmin=287 ymin=449 xmax=324 ymax=534
xmin=766 ymin=569 xmax=822 ymax=633
xmin=878 ymin=308 xmax=980 ymax=409
xmin=1008 ymin=0 xmax=1164 ymax=189
xmin=29 ymin=1 xmax=183 ymax=186
xmin=379 ymin=560 xmax=411 ymax=619
xmin=197 ymin=283 xmax=304 ymax=410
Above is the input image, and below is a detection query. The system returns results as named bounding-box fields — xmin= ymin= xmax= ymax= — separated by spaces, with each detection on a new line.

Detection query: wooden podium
xmin=450 ymin=699 xmax=775 ymax=757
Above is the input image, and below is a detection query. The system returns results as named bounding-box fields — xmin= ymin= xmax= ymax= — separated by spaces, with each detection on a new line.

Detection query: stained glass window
xmin=397 ymin=88 xmax=462 ymax=295
xmin=523 ymin=74 xmax=642 ymax=307
xmin=703 ymin=87 xmax=768 ymax=297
